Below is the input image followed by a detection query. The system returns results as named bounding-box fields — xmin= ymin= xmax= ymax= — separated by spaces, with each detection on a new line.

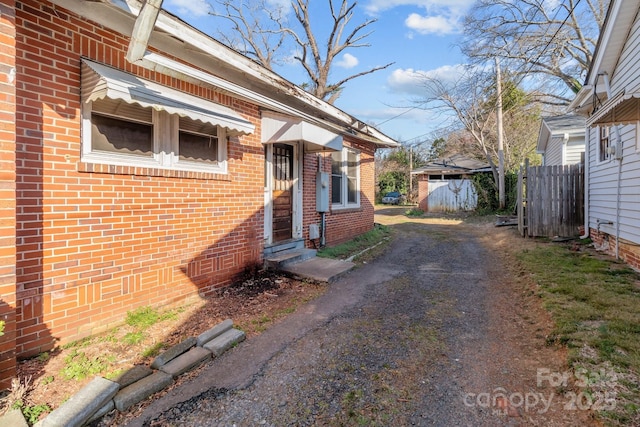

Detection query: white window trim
xmin=331 ymin=147 xmax=360 ymax=210
xmin=598 ymin=125 xmax=612 ymax=164
xmin=81 ymin=100 xmax=228 ymax=174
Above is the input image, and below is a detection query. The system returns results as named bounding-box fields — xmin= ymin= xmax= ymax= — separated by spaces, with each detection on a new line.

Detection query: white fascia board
xmin=568 ymin=85 xmax=594 ymax=114
xmin=587 ymin=0 xmax=640 ymax=85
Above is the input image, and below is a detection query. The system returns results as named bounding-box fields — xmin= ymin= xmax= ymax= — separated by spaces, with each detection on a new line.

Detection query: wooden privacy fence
xmin=518 ymin=162 xmax=584 ymax=237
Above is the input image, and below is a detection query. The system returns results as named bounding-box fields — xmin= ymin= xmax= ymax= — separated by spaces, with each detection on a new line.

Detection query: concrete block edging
xmin=17 ymin=319 xmax=244 ymax=427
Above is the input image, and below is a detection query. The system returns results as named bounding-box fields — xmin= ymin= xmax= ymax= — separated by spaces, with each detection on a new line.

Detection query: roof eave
xmin=50 ymin=0 xmax=398 ymax=147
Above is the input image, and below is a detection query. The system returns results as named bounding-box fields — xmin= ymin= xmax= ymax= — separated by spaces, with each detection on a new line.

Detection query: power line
xmin=375 ymin=105 xmax=421 ymax=126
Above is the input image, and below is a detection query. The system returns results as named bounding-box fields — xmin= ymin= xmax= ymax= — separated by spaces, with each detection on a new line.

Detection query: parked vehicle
xmin=381 ymin=191 xmax=403 ymax=205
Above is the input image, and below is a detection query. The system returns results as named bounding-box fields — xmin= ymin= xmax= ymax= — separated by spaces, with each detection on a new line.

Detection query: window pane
xmin=179 ymin=131 xmax=218 ymax=163
xmin=332 ymin=175 xmax=342 ymax=204
xmin=599 ymin=127 xmax=610 ymax=162
xmin=91 ymin=113 xmax=153 ymax=156
xmin=348 ymin=177 xmax=357 ymax=204
xmin=331 ymin=151 xmax=342 ymax=174
xmin=347 ymin=151 xmax=358 ymax=178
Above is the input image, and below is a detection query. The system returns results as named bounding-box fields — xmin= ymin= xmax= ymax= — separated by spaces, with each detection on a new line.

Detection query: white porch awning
xmin=81 ymin=59 xmax=255 ymax=135
xmin=588 ymin=90 xmax=640 ymax=126
xmin=261 ymin=112 xmax=343 ymax=152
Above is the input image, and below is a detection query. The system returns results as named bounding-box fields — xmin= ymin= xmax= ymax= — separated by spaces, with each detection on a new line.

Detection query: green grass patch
xmin=125 ymin=306 xmax=160 ymax=329
xmin=404 ymin=208 xmax=423 ymax=217
xmin=12 ymin=401 xmax=51 ymax=425
xmin=142 ymin=342 xmax=165 ymax=358
xmin=62 ymin=349 xmax=115 ymax=380
xmin=517 ymin=243 xmax=640 ymax=424
xmin=123 ymin=331 xmax=145 ymax=345
xmin=317 ymin=224 xmax=391 ymax=260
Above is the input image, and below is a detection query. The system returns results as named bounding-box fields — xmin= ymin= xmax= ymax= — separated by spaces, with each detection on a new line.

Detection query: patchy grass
xmin=517 ymin=242 xmax=640 ymax=425
xmin=61 ymin=349 xmax=116 ymax=381
xmin=317 ymin=224 xmax=391 ymax=261
xmin=126 ymin=306 xmax=160 ymax=329
xmin=404 ymin=208 xmax=424 ymax=217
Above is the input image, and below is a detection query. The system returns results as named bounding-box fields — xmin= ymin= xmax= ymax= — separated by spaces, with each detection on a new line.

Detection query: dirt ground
xmin=123 ymin=207 xmax=599 ymax=426
xmin=8 ymin=269 xmax=325 ymax=423
xmin=7 ymin=207 xmax=602 ymax=426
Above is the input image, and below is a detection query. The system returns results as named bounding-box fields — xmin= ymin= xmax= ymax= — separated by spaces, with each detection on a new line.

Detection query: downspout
xmin=615 ymin=125 xmax=622 ymax=259
xmin=561 ymin=132 xmax=569 ymax=165
xmin=125 ymin=0 xmax=163 ymax=64
xmin=580 ymin=127 xmax=590 ymax=239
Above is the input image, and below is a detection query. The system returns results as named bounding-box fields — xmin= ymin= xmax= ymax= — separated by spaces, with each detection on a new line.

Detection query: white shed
xmin=537 ymin=114 xmax=585 ymax=166
xmin=570 ymin=0 xmax=640 ymax=268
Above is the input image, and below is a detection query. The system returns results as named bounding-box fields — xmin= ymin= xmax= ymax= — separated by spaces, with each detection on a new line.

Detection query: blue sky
xmin=162 ymin=0 xmax=476 ymax=144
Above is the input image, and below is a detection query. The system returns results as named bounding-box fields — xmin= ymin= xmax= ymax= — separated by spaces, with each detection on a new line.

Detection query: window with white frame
xmin=83 ymin=98 xmax=226 ymax=173
xmin=331 ymin=147 xmax=360 ymax=208
xmin=599 ymin=126 xmax=611 ymax=162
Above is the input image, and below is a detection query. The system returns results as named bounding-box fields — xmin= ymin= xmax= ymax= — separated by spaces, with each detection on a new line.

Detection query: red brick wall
xmin=417 ymin=174 xmax=429 ymax=212
xmin=589 ymin=228 xmax=640 ymax=271
xmin=0 ymin=0 xmax=17 ymax=390
xmin=13 ymin=0 xmax=264 ymax=358
xmin=302 ymin=138 xmax=376 ymax=247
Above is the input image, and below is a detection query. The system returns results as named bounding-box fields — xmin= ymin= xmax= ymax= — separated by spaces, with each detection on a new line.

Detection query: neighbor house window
xmin=331 ymin=147 xmax=360 ymax=208
xmin=599 ymin=126 xmax=611 ymax=162
xmin=82 ymin=98 xmax=227 ymax=173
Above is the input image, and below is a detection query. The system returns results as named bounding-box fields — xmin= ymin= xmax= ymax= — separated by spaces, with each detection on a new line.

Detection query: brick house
xmin=0 ymin=0 xmax=397 ymax=388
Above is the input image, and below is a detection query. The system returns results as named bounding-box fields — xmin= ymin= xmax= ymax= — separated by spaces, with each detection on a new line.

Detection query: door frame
xmin=264 ymin=142 xmax=302 ymax=245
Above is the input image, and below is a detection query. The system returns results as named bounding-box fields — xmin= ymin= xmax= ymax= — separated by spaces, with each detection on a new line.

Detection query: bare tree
xmin=209 ymin=0 xmax=290 ymax=70
xmin=461 ymin=0 xmax=608 ymax=106
xmin=416 ymin=67 xmax=541 ymax=188
xmin=209 ymin=0 xmax=393 ymax=103
xmin=417 ymin=67 xmax=501 ymax=185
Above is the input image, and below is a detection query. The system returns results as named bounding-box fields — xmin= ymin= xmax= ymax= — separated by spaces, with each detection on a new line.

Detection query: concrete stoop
xmin=264 ymin=243 xmax=355 ymax=283
xmin=280 ymin=256 xmax=356 ymax=283
xmin=18 ymin=319 xmax=245 ymax=427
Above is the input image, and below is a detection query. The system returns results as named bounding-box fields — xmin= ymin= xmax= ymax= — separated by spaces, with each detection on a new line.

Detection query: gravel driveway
xmin=125 ymin=209 xmax=595 ymax=427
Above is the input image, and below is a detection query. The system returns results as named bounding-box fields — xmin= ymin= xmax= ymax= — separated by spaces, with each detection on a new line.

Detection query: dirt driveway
xmin=124 ymin=207 xmax=597 ymax=426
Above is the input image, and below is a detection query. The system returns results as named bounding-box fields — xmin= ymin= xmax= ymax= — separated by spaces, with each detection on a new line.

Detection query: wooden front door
xmin=272 ymin=144 xmax=294 ymax=242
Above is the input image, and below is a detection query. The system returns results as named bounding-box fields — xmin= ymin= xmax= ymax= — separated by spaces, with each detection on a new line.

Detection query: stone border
xmin=0 ymin=319 xmax=245 ymax=427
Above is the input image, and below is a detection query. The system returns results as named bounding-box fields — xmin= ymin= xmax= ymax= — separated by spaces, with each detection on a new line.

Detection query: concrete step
xmin=263 ymin=239 xmax=305 ymax=256
xmin=264 ymin=248 xmax=317 ymax=269
xmin=280 ymin=256 xmax=355 ymax=283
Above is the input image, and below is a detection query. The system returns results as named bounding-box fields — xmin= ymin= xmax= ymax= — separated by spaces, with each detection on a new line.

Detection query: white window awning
xmin=81 ymin=59 xmax=255 ymax=136
xmin=588 ymin=90 xmax=640 ymax=126
xmin=261 ymin=112 xmax=343 ymax=152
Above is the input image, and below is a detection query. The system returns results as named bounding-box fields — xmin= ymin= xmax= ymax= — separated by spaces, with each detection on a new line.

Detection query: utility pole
xmin=495 ymin=57 xmax=505 ymax=209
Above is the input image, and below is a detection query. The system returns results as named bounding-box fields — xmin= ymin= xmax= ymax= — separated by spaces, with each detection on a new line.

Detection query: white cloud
xmin=405 ymin=13 xmax=455 ymax=35
xmin=364 ymin=0 xmax=474 ymax=35
xmin=165 ymin=0 xmax=211 ymax=18
xmin=387 ymin=65 xmax=465 ymax=94
xmin=336 ymin=53 xmax=359 ymax=69
xmin=365 ymin=0 xmax=474 ymax=15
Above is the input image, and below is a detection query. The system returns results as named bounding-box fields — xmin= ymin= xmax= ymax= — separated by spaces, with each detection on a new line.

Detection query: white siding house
xmin=570 ymin=0 xmax=640 ymax=268
xmin=537 ymin=115 xmax=585 ymax=166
